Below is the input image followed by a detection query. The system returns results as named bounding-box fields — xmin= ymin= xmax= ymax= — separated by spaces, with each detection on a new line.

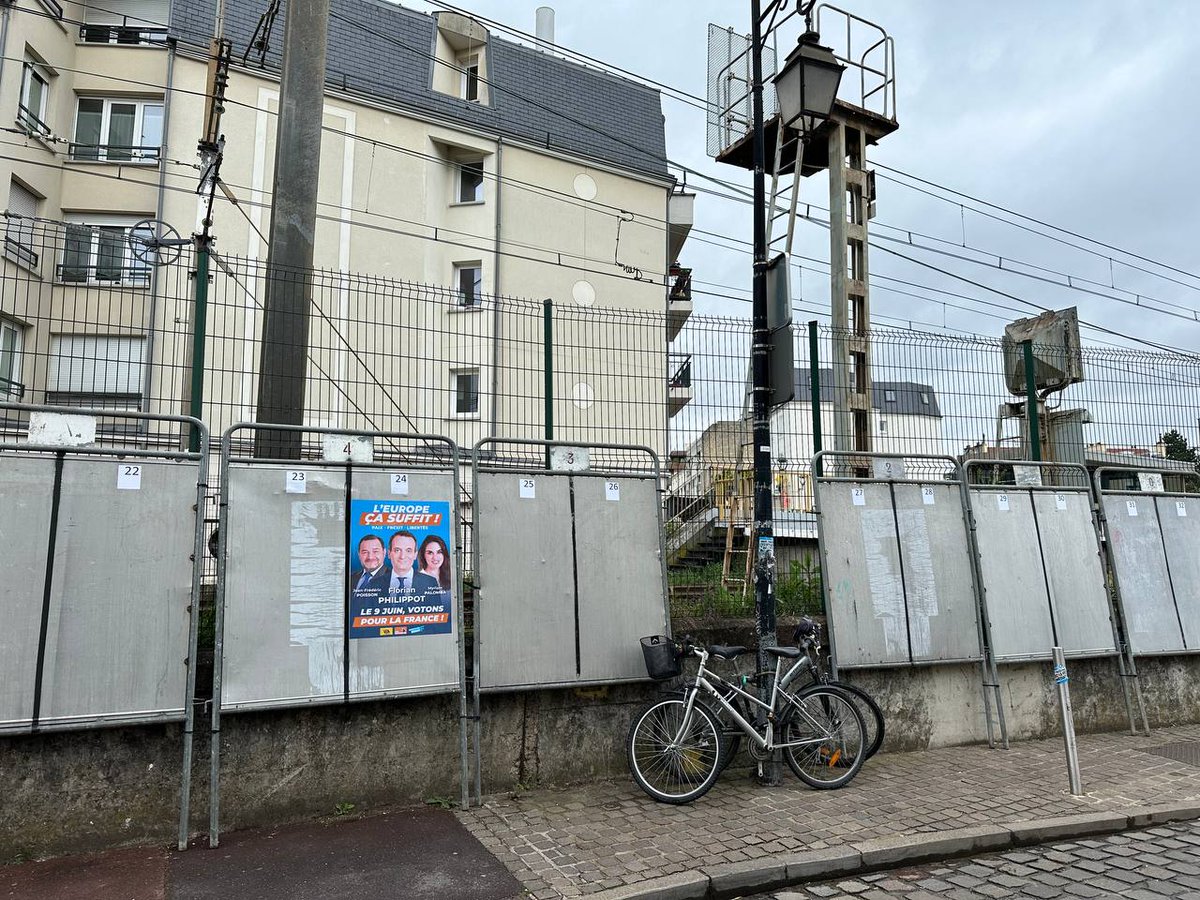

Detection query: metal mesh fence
xmin=706 ymin=22 xmax=778 ymax=159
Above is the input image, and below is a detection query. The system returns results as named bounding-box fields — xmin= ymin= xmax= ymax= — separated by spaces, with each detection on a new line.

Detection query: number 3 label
xmin=116 ymin=463 xmax=142 ymax=490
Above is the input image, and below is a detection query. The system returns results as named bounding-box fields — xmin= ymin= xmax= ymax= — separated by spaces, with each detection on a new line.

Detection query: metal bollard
xmin=1053 ymin=647 xmax=1083 ymax=796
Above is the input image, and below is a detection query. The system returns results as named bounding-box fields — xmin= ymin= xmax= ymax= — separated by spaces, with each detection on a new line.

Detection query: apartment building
xmin=0 ymin=0 xmax=694 ymax=453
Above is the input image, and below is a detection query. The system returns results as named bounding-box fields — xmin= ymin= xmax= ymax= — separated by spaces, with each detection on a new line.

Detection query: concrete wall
xmin=4 ymin=652 xmax=1200 ymax=863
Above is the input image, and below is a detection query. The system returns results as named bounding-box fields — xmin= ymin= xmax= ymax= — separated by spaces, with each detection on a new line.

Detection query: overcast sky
xmin=406 ymin=0 xmax=1200 ymax=356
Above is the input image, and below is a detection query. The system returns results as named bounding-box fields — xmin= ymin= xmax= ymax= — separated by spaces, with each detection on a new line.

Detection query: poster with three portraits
xmin=347 ymin=499 xmax=455 ymax=639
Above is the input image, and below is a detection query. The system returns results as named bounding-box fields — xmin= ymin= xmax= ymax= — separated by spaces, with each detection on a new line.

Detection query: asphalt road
xmin=745 ymin=820 xmax=1200 ymax=899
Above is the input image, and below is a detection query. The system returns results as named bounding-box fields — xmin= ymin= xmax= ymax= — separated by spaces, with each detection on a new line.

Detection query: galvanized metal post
xmin=749 ymin=0 xmax=780 ymax=785
xmin=809 ymin=320 xmax=822 ymax=478
xmin=1023 ymin=339 xmax=1041 ymax=462
xmin=543 ymin=299 xmax=554 ymax=444
xmin=1053 ymin=646 xmax=1083 ymax=795
xmin=188 ymin=244 xmax=209 ymax=453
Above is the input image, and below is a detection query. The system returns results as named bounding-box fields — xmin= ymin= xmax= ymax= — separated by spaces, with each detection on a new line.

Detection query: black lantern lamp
xmin=772 ymin=31 xmax=845 ymax=133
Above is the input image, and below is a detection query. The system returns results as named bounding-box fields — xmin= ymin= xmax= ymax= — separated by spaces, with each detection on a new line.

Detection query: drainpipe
xmin=488 ymin=137 xmax=503 ymax=438
xmin=0 ymin=5 xmax=11 ymax=97
xmin=664 ymin=184 xmax=672 ymax=470
xmin=141 ymin=38 xmax=176 ymax=420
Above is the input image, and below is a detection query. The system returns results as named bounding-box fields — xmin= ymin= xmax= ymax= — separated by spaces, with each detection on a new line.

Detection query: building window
xmin=879 ymin=419 xmax=888 ymax=434
xmin=48 ymin=334 xmax=144 ymax=410
xmin=920 ymin=392 xmax=930 ymax=405
xmin=18 ymin=59 xmax=51 ymax=138
xmin=59 ymin=218 xmax=154 ymax=287
xmin=460 ymin=54 xmax=480 ymax=102
xmin=884 ymin=389 xmax=896 ymax=402
xmin=5 ymin=179 xmax=40 ymax=269
xmin=0 ymin=319 xmax=24 ymax=400
xmin=452 ymin=369 xmax=480 ymax=416
xmin=72 ymin=98 xmax=163 ymax=162
xmin=457 ymin=160 xmax=484 ymax=203
xmin=454 ymin=263 xmax=482 ymax=307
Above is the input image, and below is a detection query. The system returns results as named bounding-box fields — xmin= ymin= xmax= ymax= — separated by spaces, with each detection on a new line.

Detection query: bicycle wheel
xmin=827 ymin=680 xmax=885 ymax=761
xmin=674 ymin=685 xmax=743 ymax=773
xmin=779 ymin=684 xmax=866 ymax=789
xmin=627 ymin=697 xmax=723 ymax=803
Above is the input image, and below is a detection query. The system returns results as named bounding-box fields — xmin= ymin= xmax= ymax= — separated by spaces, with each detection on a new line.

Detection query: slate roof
xmin=793 ymin=368 xmax=942 ymax=418
xmin=170 ymin=0 xmax=668 ymax=178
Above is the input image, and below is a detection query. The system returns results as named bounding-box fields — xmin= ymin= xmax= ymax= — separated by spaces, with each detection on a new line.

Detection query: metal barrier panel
xmin=1102 ymin=493 xmax=1184 ymax=654
xmin=817 ymin=481 xmax=910 ymax=666
xmin=1156 ymin=495 xmax=1200 ymax=649
xmin=573 ymin=474 xmax=669 ymax=681
xmin=892 ymin=483 xmax=981 ymax=663
xmin=36 ymin=458 xmax=196 ymax=723
xmin=1031 ymin=491 xmax=1115 ymax=656
xmin=0 ymin=455 xmax=55 ymax=730
xmin=222 ymin=463 xmax=347 ymax=709
xmin=476 ymin=472 xmax=578 ymax=689
xmin=969 ymin=489 xmax=1056 ymax=661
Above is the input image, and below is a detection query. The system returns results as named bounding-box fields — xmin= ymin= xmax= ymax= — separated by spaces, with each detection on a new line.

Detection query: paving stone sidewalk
xmin=457 ymin=724 xmax=1200 ymax=899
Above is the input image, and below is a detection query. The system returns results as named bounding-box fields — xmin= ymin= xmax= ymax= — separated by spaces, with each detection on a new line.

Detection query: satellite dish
xmin=128 ymin=218 xmax=186 ymax=267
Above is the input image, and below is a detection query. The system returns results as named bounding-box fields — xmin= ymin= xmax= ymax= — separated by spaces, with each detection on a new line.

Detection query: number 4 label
xmin=519 ymin=477 xmax=536 ymax=499
xmin=116 ymin=463 xmax=142 ymax=490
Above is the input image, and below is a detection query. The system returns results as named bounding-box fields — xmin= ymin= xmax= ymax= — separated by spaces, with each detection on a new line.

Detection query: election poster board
xmin=348 ymin=499 xmax=455 ymax=640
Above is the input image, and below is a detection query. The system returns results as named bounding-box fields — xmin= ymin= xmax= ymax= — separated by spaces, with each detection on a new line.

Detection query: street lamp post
xmin=748 ymin=0 xmax=844 ymax=783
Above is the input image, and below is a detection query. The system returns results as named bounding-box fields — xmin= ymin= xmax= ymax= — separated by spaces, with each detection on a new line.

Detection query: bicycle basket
xmin=640 ymin=635 xmax=681 ymax=681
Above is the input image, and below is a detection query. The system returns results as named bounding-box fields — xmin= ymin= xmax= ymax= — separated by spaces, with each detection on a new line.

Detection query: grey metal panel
xmin=970 ymin=489 xmax=1055 ymax=661
xmin=38 ymin=458 xmax=195 ymax=722
xmin=1103 ymin=494 xmax=1184 ymax=654
xmin=817 ymin=481 xmax=911 ymax=667
xmin=476 ymin=472 xmax=577 ymax=690
xmin=573 ymin=475 xmax=667 ymax=682
xmin=1032 ymin=491 xmax=1115 ymax=656
xmin=348 ymin=470 xmax=459 ymax=695
xmin=1157 ymin=496 xmax=1200 ymax=650
xmin=892 ymin=483 xmax=981 ymax=663
xmin=222 ymin=464 xmax=348 ymax=709
xmin=0 ymin=455 xmax=56 ymax=729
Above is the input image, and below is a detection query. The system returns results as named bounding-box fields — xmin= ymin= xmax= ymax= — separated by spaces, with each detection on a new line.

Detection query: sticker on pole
xmin=286 ymin=470 xmax=308 ymax=493
xmin=519 ymin=477 xmax=536 ymax=499
xmin=390 ymin=472 xmax=410 ymax=495
xmin=116 ymin=463 xmax=142 ymax=490
xmin=605 ymin=480 xmax=620 ymax=502
xmin=921 ymin=486 xmax=935 ymax=506
xmin=757 ymin=537 xmax=774 ymax=558
xmin=1126 ymin=499 xmax=1138 ymax=517
xmin=851 ymin=487 xmax=866 ymax=506
xmin=997 ymin=493 xmax=1010 ymax=512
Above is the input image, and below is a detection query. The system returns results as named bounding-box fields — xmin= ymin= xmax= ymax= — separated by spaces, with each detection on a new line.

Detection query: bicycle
xmin=629 ymin=636 xmax=867 ymax=804
xmin=711 ymin=619 xmax=885 ymax=772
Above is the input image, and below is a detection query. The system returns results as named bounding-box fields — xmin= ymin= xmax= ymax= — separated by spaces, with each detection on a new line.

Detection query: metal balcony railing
xmin=16 ymin=104 xmax=51 ymax=139
xmin=669 ymin=266 xmax=693 ymax=303
xmin=669 ymin=353 xmax=692 ymax=388
xmin=0 ymin=377 xmax=26 ymax=401
xmin=56 ymin=263 xmax=150 ymax=287
xmin=79 ymin=24 xmax=169 ymax=46
xmin=69 ymin=142 xmax=161 ymax=163
xmin=3 ymin=236 xmax=38 ymax=268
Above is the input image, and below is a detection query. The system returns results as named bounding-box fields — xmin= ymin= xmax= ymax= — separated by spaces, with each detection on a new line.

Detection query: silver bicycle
xmin=628 ymin=637 xmax=867 ymax=804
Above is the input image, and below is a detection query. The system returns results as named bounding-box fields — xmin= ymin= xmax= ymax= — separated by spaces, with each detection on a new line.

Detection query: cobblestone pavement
xmin=458 ymin=725 xmax=1200 ymax=899
xmin=746 ymin=819 xmax=1200 ymax=899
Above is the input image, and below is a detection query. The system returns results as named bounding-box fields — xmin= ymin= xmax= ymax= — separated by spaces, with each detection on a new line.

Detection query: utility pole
xmin=254 ymin=0 xmax=331 ymax=459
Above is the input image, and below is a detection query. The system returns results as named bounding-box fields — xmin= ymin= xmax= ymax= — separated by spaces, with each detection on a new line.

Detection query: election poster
xmin=347 ymin=499 xmax=454 ymax=639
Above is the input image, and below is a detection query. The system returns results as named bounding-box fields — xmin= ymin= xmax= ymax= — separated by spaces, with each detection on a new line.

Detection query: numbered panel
xmin=1103 ymin=494 xmax=1184 ymax=654
xmin=819 ymin=482 xmax=912 ymax=666
xmin=0 ymin=455 xmax=57 ymax=731
xmin=970 ymin=489 xmax=1056 ymax=661
xmin=38 ymin=457 xmax=196 ymax=724
xmin=475 ymin=473 xmax=577 ymax=689
xmin=1158 ymin=496 xmax=1200 ymax=649
xmin=574 ymin=475 xmax=668 ymax=681
xmin=221 ymin=464 xmax=460 ymax=710
xmin=1032 ymin=491 xmax=1114 ymax=656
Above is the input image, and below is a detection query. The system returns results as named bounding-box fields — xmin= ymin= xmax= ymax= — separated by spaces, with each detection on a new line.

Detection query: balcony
xmin=16 ymin=104 xmax=51 ymax=140
xmin=667 ymin=264 xmax=693 ymax=340
xmin=0 ymin=377 xmax=26 ymax=401
xmin=79 ymin=24 xmax=169 ymax=46
xmin=69 ymin=143 xmax=161 ymax=164
xmin=57 ymin=263 xmax=150 ymax=288
xmin=669 ymin=352 xmax=693 ymax=416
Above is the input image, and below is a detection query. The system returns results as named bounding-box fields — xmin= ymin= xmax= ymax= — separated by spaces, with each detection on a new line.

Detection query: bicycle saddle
xmin=765 ymin=646 xmax=802 ymax=659
xmin=707 ymin=644 xmax=749 ymax=660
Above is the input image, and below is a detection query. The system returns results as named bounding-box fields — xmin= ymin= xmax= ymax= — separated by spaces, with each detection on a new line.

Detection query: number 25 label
xmin=519 ymin=478 xmax=536 ymax=499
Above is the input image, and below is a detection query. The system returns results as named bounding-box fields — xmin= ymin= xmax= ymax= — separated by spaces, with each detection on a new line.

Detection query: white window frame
xmin=884 ymin=389 xmax=897 ymax=402
xmin=453 ymin=262 xmax=483 ymax=308
xmin=18 ymin=58 xmax=52 ymax=138
xmin=459 ymin=53 xmax=480 ymax=102
xmin=0 ymin=318 xmax=25 ymax=400
xmin=920 ymin=392 xmax=930 ymax=405
xmin=5 ymin=179 xmax=41 ymax=270
xmin=878 ymin=418 xmax=888 ymax=434
xmin=455 ymin=159 xmax=484 ymax=204
xmin=451 ymin=368 xmax=481 ymax=418
xmin=59 ymin=216 xmax=154 ymax=287
xmin=71 ymin=96 xmax=163 ymax=163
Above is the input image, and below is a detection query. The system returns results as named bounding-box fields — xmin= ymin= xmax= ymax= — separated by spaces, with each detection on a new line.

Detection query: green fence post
xmin=189 ymin=242 xmax=209 ymax=453
xmin=809 ymin=321 xmax=822 ymax=478
xmin=1023 ymin=339 xmax=1041 ymax=462
xmin=543 ymin=299 xmax=553 ymax=466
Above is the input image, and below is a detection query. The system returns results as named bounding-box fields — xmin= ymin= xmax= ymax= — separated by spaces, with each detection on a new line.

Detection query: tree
xmin=1160 ymin=429 xmax=1198 ymax=464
